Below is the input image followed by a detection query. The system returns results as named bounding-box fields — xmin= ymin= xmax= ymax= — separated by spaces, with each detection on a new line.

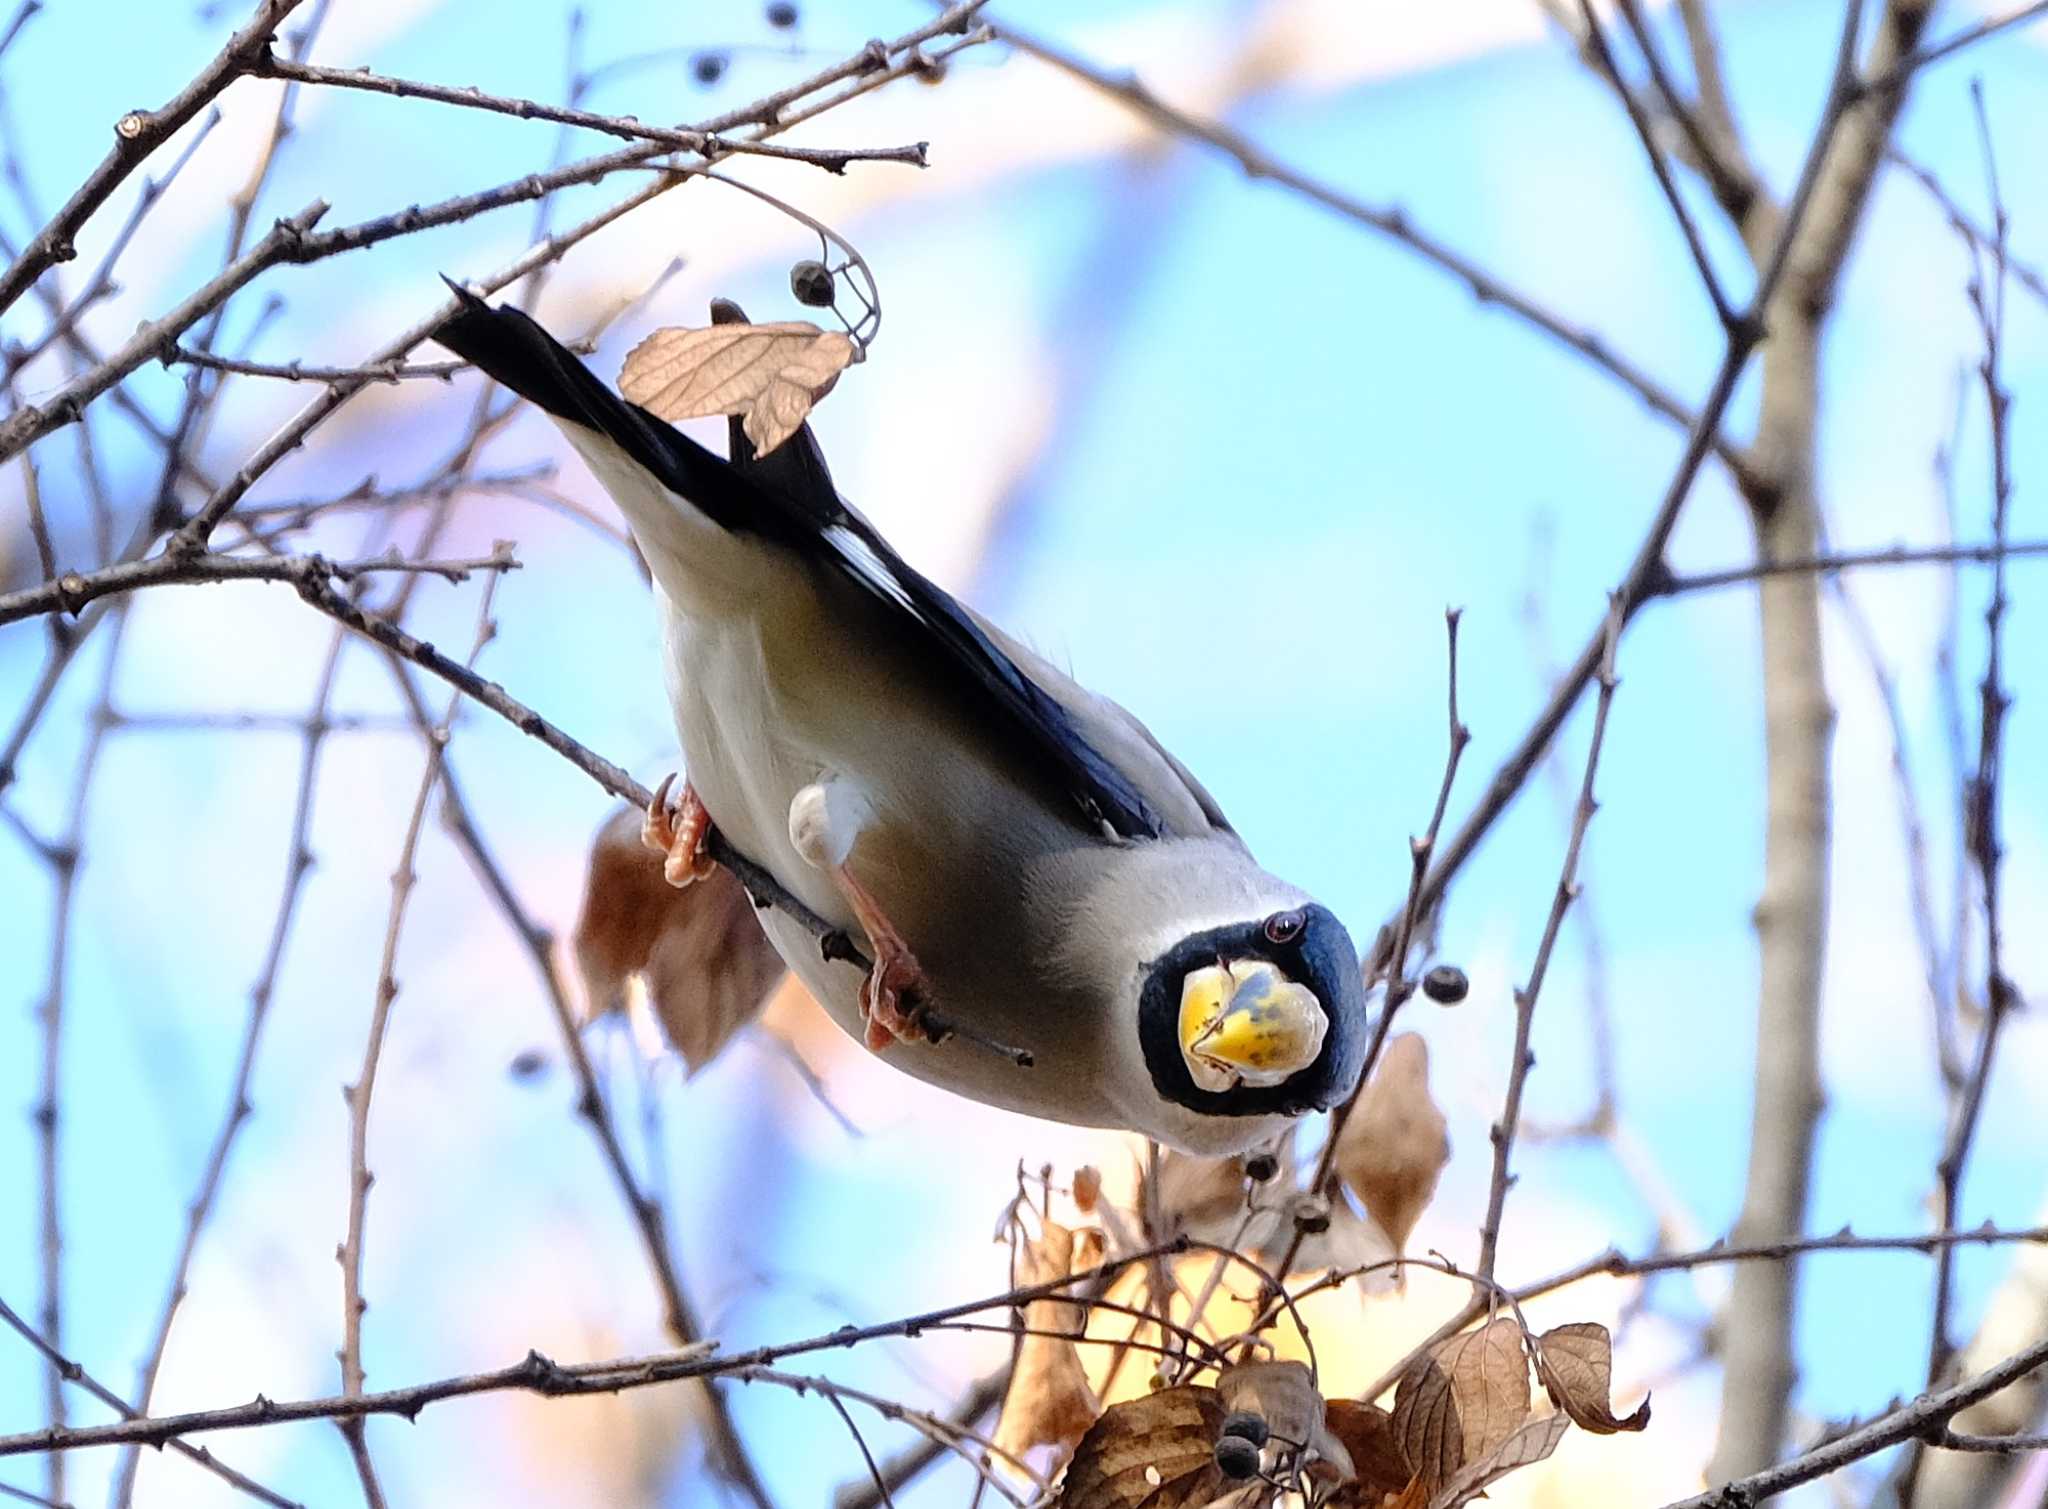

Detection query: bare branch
xmin=0 ymin=547 xmax=519 ymax=627
xmin=0 ymin=0 xmax=309 ymax=318
xmin=253 ymin=54 xmax=929 ymax=171
xmin=1651 ymin=537 xmax=2048 ymax=597
xmin=1658 ymin=1334 xmax=2048 ymax=1508
xmin=0 ymin=1242 xmax=1193 ymax=1457
xmin=0 ymin=1294 xmax=297 ymax=1508
xmin=1476 ymin=602 xmax=1624 ymax=1283
xmin=988 ymin=16 xmax=1763 ymax=496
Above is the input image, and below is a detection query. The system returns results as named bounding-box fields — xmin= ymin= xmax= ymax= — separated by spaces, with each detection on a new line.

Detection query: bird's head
xmin=1136 ymin=902 xmax=1368 ymax=1120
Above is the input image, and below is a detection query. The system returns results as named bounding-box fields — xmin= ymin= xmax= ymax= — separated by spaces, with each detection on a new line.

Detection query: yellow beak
xmin=1178 ymin=959 xmax=1327 ymax=1093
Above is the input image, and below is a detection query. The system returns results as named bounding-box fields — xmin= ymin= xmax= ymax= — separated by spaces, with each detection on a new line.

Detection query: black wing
xmin=433 ymin=283 xmax=1162 ymax=840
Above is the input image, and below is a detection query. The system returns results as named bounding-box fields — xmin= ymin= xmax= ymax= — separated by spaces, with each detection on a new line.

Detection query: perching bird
xmin=433 ymin=285 xmax=1368 ymax=1154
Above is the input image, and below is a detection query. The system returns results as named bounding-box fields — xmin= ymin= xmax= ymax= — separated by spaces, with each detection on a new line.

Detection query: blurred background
xmin=1 ymin=0 xmax=2044 ymax=1504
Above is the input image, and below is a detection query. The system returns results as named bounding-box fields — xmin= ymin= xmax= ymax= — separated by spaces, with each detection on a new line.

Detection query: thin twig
xmin=164 ymin=348 xmax=467 ymax=384
xmin=989 ymin=15 xmax=1764 ymax=497
xmin=0 ymin=0 xmax=309 ymax=318
xmin=1924 ymin=76 xmax=2020 ymax=1397
xmin=1475 ymin=601 xmax=1624 ymax=1284
xmin=1656 ymin=1333 xmax=2048 ymax=1508
xmin=0 ymin=1295 xmax=297 ymax=1508
xmin=1576 ymin=0 xmax=1734 ymax=323
xmin=108 ymin=635 xmax=348 ymax=1499
xmin=1266 ymin=610 xmax=1468 ymax=1291
xmin=253 ymin=54 xmax=929 ymax=171
xmin=0 ymin=1241 xmax=1194 ymax=1456
xmin=1651 ymin=538 xmax=2048 ymax=597
xmin=0 ymin=546 xmax=518 ymax=627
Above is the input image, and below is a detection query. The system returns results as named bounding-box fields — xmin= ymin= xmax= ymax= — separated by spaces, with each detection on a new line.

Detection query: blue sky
xmin=2 ymin=1 xmax=2045 ymax=1505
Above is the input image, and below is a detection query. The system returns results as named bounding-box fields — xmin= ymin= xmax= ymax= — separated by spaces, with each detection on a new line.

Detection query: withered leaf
xmin=1322 ymin=1399 xmax=1415 ymax=1506
xmin=1392 ymin=1317 xmax=1530 ymax=1499
xmin=618 ymin=321 xmax=854 ymax=458
xmin=1427 ymin=1410 xmax=1568 ymax=1509
xmin=1073 ymin=1165 xmax=1103 ymax=1215
xmin=995 ymin=1221 xmax=1104 ymax=1461
xmin=1533 ymin=1322 xmax=1650 ymax=1434
xmin=1437 ymin=1317 xmax=1530 ymax=1464
xmin=1058 ymin=1386 xmax=1227 ymax=1509
xmin=1215 ymin=1359 xmax=1351 ymax=1478
xmin=1333 ymin=1033 xmax=1450 ymax=1262
xmin=572 ymin=804 xmax=786 ymax=1074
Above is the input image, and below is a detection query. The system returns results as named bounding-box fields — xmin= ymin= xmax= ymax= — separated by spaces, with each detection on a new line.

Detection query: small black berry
xmin=1422 ymin=964 xmax=1469 ymax=1005
xmin=1214 ymin=1434 xmax=1261 ymax=1479
xmin=765 ymin=1 xmax=798 ymax=27
xmin=789 ymin=258 xmax=836 ymax=307
xmin=1219 ymin=1411 xmax=1269 ymax=1446
xmin=1243 ymin=1152 xmax=1279 ymax=1183
xmin=692 ymin=52 xmax=727 ymax=85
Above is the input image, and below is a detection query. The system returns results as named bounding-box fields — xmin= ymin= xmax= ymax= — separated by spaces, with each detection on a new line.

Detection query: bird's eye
xmin=1262 ymin=909 xmax=1306 ymax=945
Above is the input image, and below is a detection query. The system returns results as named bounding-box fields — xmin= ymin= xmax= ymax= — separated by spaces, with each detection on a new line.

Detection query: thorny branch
xmin=1476 ymin=602 xmax=1624 ymax=1285
xmin=1906 ymin=85 xmax=2024 ymax=1504
xmin=0 ymin=1241 xmax=1194 ymax=1457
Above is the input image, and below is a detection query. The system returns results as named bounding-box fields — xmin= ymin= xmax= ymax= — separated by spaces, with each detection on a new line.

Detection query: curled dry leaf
xmin=1333 ymin=1033 xmax=1449 ymax=1264
xmin=1392 ymin=1317 xmax=1529 ymax=1501
xmin=1058 ymin=1385 xmax=1227 ymax=1509
xmin=1216 ymin=1359 xmax=1353 ymax=1480
xmin=572 ymin=804 xmax=786 ymax=1074
xmin=1428 ymin=1410 xmax=1568 ymax=1509
xmin=618 ymin=320 xmax=855 ymax=459
xmin=1533 ymin=1322 xmax=1651 ymax=1434
xmin=995 ymin=1220 xmax=1106 ymax=1463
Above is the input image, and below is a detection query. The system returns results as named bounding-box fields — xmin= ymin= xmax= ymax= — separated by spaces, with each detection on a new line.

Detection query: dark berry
xmin=1219 ymin=1411 xmax=1269 ymax=1446
xmin=789 ymin=258 xmax=835 ymax=308
xmin=692 ymin=52 xmax=727 ymax=85
xmin=1214 ymin=1434 xmax=1261 ymax=1479
xmin=1243 ymin=1152 xmax=1279 ymax=1183
xmin=1422 ymin=964 xmax=1469 ymax=1005
xmin=765 ymin=1 xmax=798 ymax=26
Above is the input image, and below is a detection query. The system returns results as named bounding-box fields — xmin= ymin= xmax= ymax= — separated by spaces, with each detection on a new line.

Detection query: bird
xmin=433 ymin=284 xmax=1368 ymax=1155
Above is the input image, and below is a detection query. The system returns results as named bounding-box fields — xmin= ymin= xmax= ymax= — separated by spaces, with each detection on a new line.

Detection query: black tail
xmin=433 ymin=280 xmax=843 ymax=538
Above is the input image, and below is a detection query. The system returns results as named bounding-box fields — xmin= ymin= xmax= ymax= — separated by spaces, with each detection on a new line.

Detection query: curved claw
xmin=640 ymin=772 xmax=718 ymax=889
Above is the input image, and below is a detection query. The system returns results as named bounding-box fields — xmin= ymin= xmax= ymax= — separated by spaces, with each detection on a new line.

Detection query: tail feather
xmin=433 ymin=280 xmax=782 ymax=541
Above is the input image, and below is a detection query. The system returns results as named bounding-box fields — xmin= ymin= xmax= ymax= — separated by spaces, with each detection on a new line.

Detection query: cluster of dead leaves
xmin=1057 ymin=1316 xmax=1647 ymax=1509
xmin=619 ymin=318 xmax=854 ymax=459
xmin=571 ymin=804 xmax=785 ymax=1072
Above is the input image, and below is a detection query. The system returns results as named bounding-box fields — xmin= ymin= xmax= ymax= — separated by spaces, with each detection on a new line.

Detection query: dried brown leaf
xmin=1073 ymin=1166 xmax=1103 ymax=1215
xmin=1333 ymin=1033 xmax=1449 ymax=1260
xmin=1426 ymin=1410 xmax=1568 ymax=1509
xmin=1058 ymin=1385 xmax=1227 ymax=1509
xmin=618 ymin=321 xmax=855 ymax=459
xmin=1533 ymin=1322 xmax=1651 ymax=1434
xmin=995 ymin=1221 xmax=1105 ymax=1461
xmin=1438 ymin=1317 xmax=1531 ymax=1463
xmin=1392 ymin=1317 xmax=1530 ymax=1499
xmin=1322 ymin=1400 xmax=1414 ymax=1506
xmin=1215 ymin=1359 xmax=1351 ymax=1477
xmin=571 ymin=804 xmax=786 ymax=1074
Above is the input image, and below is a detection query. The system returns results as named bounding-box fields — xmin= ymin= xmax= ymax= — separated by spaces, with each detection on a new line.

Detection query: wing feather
xmin=434 ymin=285 xmax=1165 ymax=839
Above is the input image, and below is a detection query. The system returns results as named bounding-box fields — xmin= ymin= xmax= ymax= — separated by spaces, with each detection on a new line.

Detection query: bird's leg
xmin=641 ymin=771 xmax=718 ymax=888
xmin=788 ymin=777 xmax=930 ymax=1051
xmin=832 ymin=865 xmax=929 ymax=1051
